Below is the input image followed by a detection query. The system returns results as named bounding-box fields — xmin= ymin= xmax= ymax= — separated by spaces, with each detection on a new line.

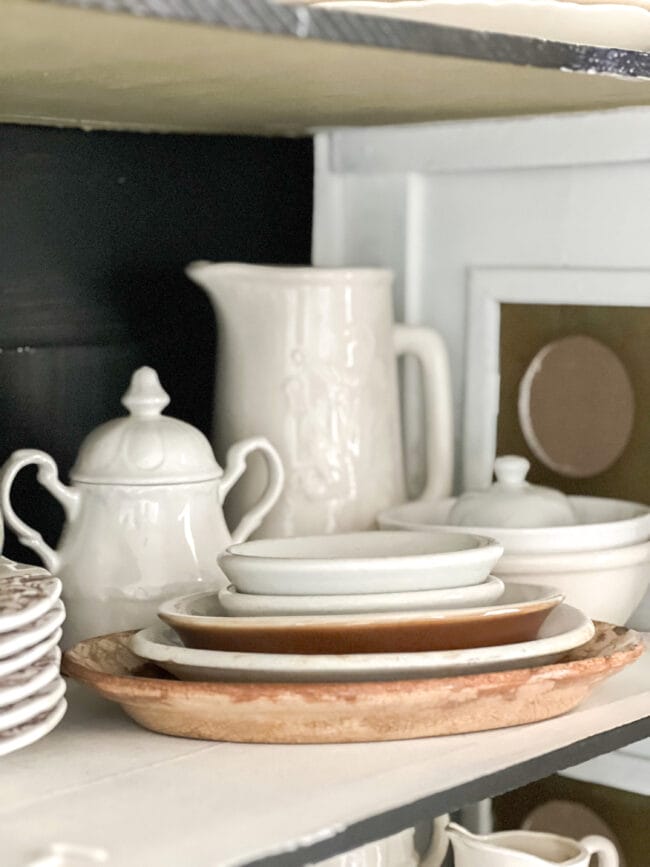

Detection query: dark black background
xmin=0 ymin=124 xmax=313 ymax=561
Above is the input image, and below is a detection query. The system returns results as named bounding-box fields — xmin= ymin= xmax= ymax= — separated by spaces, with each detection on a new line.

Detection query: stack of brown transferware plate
xmin=63 ymin=531 xmax=645 ymax=744
xmin=0 ymin=558 xmax=67 ymax=756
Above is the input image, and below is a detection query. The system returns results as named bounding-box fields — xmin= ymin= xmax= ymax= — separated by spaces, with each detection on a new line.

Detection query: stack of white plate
xmin=218 ymin=530 xmax=506 ymax=616
xmin=0 ymin=558 xmax=67 ymax=757
xmin=131 ymin=531 xmax=594 ymax=684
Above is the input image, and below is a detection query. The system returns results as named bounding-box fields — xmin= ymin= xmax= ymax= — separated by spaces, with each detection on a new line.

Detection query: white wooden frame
xmin=313 ymin=108 xmax=650 ymax=493
xmin=464 ymin=267 xmax=650 ymax=491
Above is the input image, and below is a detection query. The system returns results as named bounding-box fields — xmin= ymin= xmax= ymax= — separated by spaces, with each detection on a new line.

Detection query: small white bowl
xmin=495 ymin=541 xmax=650 ymax=625
xmin=217 ymin=575 xmax=505 ymax=617
xmin=218 ymin=530 xmax=503 ymax=596
xmin=378 ymin=496 xmax=650 ymax=555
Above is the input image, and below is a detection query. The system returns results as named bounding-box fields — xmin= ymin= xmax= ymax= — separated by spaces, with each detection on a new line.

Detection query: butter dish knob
xmin=494 ymin=455 xmax=530 ymax=487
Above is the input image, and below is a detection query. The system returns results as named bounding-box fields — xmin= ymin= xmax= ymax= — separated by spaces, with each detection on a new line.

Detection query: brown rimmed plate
xmin=62 ymin=624 xmax=644 ymax=744
xmin=158 ymin=584 xmax=563 ymax=654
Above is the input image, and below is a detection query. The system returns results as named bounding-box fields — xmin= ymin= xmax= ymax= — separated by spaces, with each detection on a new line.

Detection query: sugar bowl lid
xmin=70 ymin=367 xmax=221 ymax=485
xmin=448 ymin=455 xmax=578 ymax=529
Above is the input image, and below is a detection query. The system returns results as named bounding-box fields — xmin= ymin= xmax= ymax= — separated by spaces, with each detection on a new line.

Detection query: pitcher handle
xmin=419 ymin=814 xmax=450 ymax=867
xmin=394 ymin=324 xmax=454 ymax=500
xmin=218 ymin=437 xmax=284 ymax=544
xmin=0 ymin=449 xmax=80 ymax=573
xmin=581 ymin=835 xmax=619 ymax=867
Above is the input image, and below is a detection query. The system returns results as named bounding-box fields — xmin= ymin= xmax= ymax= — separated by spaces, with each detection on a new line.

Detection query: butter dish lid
xmin=70 ymin=367 xmax=221 ymax=485
xmin=448 ymin=455 xmax=578 ymax=529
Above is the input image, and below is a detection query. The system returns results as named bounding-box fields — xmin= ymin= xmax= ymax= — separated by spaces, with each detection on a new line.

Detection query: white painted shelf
xmin=5 ymin=0 xmax=650 ymax=134
xmin=2 ymin=645 xmax=649 ymax=867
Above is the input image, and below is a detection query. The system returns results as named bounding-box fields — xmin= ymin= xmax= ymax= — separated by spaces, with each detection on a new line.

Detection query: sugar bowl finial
xmin=121 ymin=366 xmax=171 ymax=418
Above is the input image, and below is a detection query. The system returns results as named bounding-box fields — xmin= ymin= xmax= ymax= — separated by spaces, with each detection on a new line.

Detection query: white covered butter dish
xmin=448 ymin=456 xmax=578 ymax=529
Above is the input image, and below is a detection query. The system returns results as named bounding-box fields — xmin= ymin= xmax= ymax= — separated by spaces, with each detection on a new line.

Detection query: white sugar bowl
xmin=0 ymin=367 xmax=283 ymax=647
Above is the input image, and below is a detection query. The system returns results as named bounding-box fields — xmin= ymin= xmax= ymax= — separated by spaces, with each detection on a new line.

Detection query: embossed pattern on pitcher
xmin=280 ymin=295 xmax=399 ymax=534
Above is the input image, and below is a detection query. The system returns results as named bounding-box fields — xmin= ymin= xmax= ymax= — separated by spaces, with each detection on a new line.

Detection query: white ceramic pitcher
xmin=447 ymin=822 xmax=618 ymax=867
xmin=312 ymin=816 xmax=450 ymax=867
xmin=0 ymin=367 xmax=283 ymax=646
xmin=186 ymin=263 xmax=453 ymax=537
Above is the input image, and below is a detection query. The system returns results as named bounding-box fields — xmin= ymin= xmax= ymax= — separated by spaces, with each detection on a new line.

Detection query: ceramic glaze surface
xmin=0 ymin=559 xmax=61 ymax=634
xmin=219 ymin=530 xmax=503 ymax=596
xmin=0 ymin=602 xmax=65 ymax=660
xmin=496 ymin=541 xmax=650 ymax=625
xmin=0 ymin=367 xmax=284 ymax=647
xmin=58 ymin=481 xmax=232 ymax=647
xmin=0 ymin=698 xmax=67 ymax=757
xmin=0 ymin=649 xmax=61 ymax=708
xmin=133 ymin=604 xmax=594 ymax=682
xmin=379 ymin=495 xmax=650 ymax=621
xmin=311 ymin=819 xmax=449 ymax=867
xmin=378 ymin=495 xmax=650 ymax=554
xmin=70 ymin=367 xmax=223 ymax=485
xmin=216 ymin=575 xmax=505 ymax=616
xmin=449 ymin=456 xmax=578 ymax=529
xmin=160 ymin=583 xmax=561 ymax=655
xmin=447 ymin=823 xmax=619 ymax=867
xmin=0 ymin=628 xmax=62 ymax=679
xmin=0 ymin=676 xmax=66 ymax=733
xmin=186 ymin=263 xmax=453 ymax=537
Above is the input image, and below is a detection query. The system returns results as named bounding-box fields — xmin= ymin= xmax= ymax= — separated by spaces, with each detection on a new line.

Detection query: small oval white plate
xmin=0 ymin=698 xmax=67 ymax=757
xmin=161 ymin=582 xmax=558 ymax=629
xmin=0 ymin=649 xmax=61 ymax=708
xmin=0 ymin=601 xmax=65 ymax=660
xmin=133 ymin=604 xmax=593 ymax=683
xmin=0 ymin=676 xmax=66 ymax=732
xmin=216 ymin=575 xmax=505 ymax=617
xmin=219 ymin=530 xmax=503 ymax=596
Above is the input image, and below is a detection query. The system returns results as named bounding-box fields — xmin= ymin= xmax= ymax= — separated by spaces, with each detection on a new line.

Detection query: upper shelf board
xmin=4 ymin=0 xmax=650 ymax=134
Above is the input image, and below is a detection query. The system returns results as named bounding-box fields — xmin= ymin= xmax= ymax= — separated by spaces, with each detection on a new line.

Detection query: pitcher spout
xmin=446 ymin=822 xmax=518 ymax=866
xmin=445 ymin=822 xmax=487 ymax=847
xmin=185 ymin=259 xmax=239 ymax=289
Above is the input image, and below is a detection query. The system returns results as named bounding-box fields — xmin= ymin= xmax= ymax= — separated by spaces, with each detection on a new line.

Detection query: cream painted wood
xmin=296 ymin=0 xmax=650 ymax=50
xmin=1 ymin=646 xmax=648 ymax=867
xmin=10 ymin=2 xmax=650 ymax=133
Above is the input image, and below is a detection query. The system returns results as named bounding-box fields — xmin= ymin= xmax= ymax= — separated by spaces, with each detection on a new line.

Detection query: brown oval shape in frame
xmin=518 ymin=335 xmax=634 ymax=479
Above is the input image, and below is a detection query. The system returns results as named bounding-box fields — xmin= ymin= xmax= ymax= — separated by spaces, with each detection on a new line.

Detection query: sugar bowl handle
xmin=218 ymin=437 xmax=284 ymax=544
xmin=0 ymin=449 xmax=80 ymax=572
